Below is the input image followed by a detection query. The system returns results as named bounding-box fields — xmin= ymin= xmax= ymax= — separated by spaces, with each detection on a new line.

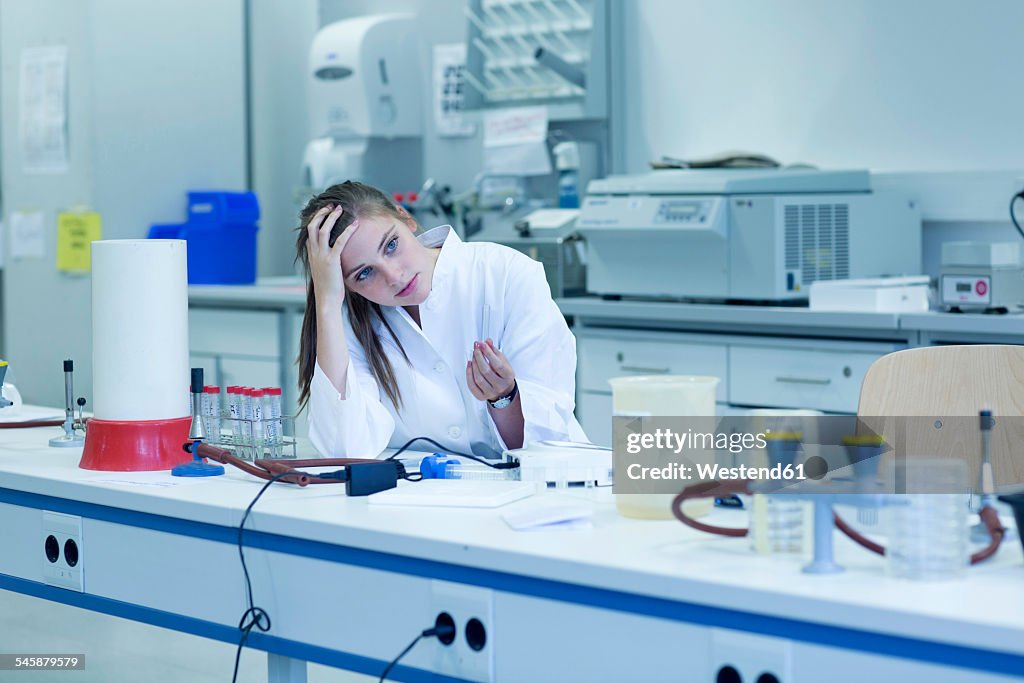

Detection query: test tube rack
xmin=208 ymin=415 xmax=298 ymax=461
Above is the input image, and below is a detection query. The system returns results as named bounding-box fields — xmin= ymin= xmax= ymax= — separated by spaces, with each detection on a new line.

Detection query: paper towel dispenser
xmin=304 ymin=14 xmax=423 ymax=191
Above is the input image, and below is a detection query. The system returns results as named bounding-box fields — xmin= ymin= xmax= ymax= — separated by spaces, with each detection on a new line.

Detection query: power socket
xmin=42 ymin=511 xmax=84 ymax=592
xmin=430 ymin=580 xmax=495 ymax=683
xmin=711 ymin=628 xmax=792 ymax=683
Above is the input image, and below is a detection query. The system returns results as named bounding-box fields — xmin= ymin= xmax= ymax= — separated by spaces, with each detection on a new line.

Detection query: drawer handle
xmin=620 ymin=365 xmax=670 ymax=374
xmin=775 ymin=376 xmax=832 ymax=386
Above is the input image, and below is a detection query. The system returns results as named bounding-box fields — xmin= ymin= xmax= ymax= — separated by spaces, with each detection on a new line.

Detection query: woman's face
xmin=339 ymin=211 xmax=437 ymax=306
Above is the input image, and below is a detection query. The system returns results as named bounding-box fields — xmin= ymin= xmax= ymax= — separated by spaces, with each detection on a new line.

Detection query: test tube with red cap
xmin=262 ymin=388 xmax=283 ymax=457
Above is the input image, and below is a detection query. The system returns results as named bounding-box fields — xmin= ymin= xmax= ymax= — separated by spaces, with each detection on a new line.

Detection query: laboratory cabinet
xmin=575 ymin=327 xmax=902 ymax=447
xmin=188 ymin=307 xmax=282 ymax=389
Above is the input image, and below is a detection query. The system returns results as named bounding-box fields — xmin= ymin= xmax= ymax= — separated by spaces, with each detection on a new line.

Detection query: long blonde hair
xmin=294 ymin=181 xmax=412 ymax=411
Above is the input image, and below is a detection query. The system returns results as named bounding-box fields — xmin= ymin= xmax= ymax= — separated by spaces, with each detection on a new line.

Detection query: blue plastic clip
xmin=420 ymin=453 xmax=460 ymax=479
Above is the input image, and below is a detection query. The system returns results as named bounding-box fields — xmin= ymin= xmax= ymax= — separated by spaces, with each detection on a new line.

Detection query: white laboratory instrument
xmin=940 ymin=241 xmax=1024 ymax=312
xmin=808 ymin=275 xmax=930 ymax=312
xmin=505 ymin=440 xmax=613 ymax=488
xmin=576 ymin=169 xmax=921 ymax=302
xmin=303 ymin=14 xmax=422 ymax=192
xmin=80 ymin=240 xmax=192 ymax=471
xmin=470 ymin=208 xmax=586 ymax=298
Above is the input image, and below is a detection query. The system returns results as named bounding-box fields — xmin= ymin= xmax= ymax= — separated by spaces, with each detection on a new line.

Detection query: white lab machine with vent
xmin=576 ymin=169 xmax=921 ymax=302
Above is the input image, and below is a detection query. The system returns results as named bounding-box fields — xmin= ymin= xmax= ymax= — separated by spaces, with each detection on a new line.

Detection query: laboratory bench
xmin=1 ymin=420 xmax=1023 ymax=682
xmin=185 ymin=282 xmax=1024 ymax=446
xmin=559 ymin=297 xmax=1024 ymax=446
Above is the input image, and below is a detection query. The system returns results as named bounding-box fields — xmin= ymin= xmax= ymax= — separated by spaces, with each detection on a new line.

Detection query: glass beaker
xmin=609 ymin=375 xmax=720 ymax=520
xmin=745 ymin=410 xmax=821 ymax=554
xmin=750 ymin=435 xmax=806 ymax=554
xmin=885 ymin=457 xmax=969 ymax=580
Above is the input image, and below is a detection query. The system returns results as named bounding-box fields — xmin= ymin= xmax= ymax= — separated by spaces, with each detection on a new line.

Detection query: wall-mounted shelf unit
xmin=463 ymin=0 xmax=611 ymax=121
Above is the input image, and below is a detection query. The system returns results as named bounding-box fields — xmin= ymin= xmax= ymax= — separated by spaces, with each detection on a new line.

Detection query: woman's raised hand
xmin=306 ymin=205 xmax=358 ymax=305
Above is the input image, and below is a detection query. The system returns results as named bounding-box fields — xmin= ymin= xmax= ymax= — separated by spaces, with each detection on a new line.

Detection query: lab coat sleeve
xmin=307 ymin=337 xmax=395 ymax=459
xmin=489 ymin=257 xmax=589 ymax=447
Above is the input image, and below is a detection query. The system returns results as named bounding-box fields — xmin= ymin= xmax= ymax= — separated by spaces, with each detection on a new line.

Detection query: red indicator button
xmin=976 ymin=280 xmax=988 ymax=296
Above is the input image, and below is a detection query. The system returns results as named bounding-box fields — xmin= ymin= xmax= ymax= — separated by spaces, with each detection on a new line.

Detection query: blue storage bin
xmin=148 ymin=191 xmax=260 ymax=285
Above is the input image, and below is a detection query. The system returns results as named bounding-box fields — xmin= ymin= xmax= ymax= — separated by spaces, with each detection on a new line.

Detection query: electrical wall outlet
xmin=430 ymin=580 xmax=495 ymax=683
xmin=711 ymin=628 xmax=793 ymax=683
xmin=42 ymin=511 xmax=84 ymax=592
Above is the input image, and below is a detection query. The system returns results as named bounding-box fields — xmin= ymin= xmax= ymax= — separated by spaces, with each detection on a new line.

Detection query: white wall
xmin=249 ymin=0 xmax=319 ymax=277
xmin=621 ymin=0 xmax=1024 ymax=221
xmin=0 ymin=0 xmax=247 ymax=406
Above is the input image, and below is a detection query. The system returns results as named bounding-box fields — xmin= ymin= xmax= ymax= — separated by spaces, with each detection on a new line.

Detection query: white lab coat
xmin=308 ymin=225 xmax=588 ymax=458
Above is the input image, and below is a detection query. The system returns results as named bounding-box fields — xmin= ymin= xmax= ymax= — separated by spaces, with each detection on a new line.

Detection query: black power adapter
xmin=346 ymin=460 xmax=401 ymax=496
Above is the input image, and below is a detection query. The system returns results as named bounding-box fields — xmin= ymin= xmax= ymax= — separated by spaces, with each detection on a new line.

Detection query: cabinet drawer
xmin=729 ymin=345 xmax=882 ymax=413
xmin=189 ymin=308 xmax=280 ymax=357
xmin=577 ymin=335 xmax=727 ymax=403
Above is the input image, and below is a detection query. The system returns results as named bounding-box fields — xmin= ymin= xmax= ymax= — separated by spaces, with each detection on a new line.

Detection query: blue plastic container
xmin=148 ymin=191 xmax=260 ymax=285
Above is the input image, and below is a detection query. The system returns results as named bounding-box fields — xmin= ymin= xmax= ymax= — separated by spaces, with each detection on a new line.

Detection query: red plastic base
xmin=79 ymin=417 xmax=192 ymax=471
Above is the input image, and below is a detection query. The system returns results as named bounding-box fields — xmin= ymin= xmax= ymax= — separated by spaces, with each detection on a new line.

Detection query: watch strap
xmin=487 ymin=380 xmax=518 ymax=409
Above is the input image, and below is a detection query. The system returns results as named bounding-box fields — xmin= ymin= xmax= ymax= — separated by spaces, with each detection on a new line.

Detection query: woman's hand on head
xmin=466 ymin=339 xmax=516 ymax=402
xmin=306 ymin=205 xmax=358 ymax=305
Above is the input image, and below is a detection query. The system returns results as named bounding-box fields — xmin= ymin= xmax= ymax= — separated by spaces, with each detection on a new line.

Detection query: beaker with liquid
xmin=745 ymin=410 xmax=821 ymax=554
xmin=609 ymin=375 xmax=719 ymax=520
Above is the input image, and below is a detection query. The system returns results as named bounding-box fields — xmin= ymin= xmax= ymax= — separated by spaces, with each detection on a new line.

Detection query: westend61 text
xmin=626 ymin=462 xmax=808 ymax=481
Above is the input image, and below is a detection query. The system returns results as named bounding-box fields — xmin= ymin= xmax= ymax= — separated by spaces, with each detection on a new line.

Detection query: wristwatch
xmin=487 ymin=380 xmax=518 ymax=409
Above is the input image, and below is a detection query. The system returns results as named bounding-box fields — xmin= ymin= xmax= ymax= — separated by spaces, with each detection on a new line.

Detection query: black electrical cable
xmin=1010 ymin=191 xmax=1024 ymax=242
xmin=232 ymin=471 xmax=290 ymax=683
xmin=386 ymin=436 xmax=518 ymax=469
xmin=378 ymin=624 xmax=456 ymax=683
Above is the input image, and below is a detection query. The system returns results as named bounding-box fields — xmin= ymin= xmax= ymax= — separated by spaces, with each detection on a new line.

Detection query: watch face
xmin=489 ymin=396 xmax=512 ymax=409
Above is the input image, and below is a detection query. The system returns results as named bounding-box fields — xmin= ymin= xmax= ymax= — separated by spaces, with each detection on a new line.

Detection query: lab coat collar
xmin=416 ymin=225 xmax=460 ymax=284
xmin=416 ymin=224 xmax=457 ymax=249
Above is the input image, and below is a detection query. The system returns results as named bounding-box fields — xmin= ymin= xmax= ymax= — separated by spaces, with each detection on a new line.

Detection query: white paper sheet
xmin=19 ymin=45 xmax=69 ymax=174
xmin=483 ymin=105 xmax=551 ymax=176
xmin=82 ymin=472 xmax=210 ymax=488
xmin=10 ymin=210 xmax=45 ymax=259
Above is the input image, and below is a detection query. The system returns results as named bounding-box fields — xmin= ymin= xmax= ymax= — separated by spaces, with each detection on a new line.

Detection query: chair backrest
xmin=858 ymin=344 xmax=1024 ymax=487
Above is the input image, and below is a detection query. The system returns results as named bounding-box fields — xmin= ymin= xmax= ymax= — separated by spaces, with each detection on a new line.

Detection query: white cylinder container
xmin=91 ymin=240 xmax=190 ymax=421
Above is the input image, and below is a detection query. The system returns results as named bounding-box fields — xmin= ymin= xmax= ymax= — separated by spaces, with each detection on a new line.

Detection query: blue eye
xmin=355 ymin=266 xmax=372 ymax=282
xmin=386 ymin=237 xmax=398 ymax=253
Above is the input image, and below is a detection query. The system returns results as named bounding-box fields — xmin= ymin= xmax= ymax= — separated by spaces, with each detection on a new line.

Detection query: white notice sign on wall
xmin=19 ymin=45 xmax=69 ymax=174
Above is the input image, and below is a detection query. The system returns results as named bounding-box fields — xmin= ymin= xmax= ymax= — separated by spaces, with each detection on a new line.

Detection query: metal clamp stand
xmin=49 ymin=360 xmax=84 ymax=448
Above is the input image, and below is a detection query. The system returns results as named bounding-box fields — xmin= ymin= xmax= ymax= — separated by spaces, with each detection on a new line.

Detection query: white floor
xmin=0 ymin=589 xmax=373 ymax=682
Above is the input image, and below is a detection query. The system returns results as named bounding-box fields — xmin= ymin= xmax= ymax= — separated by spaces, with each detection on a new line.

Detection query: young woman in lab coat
xmin=295 ymin=181 xmax=588 ymax=459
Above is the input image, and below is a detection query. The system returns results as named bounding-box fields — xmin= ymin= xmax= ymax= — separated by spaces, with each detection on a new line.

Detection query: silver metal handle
xmin=620 ymin=365 xmax=670 ymax=374
xmin=774 ymin=376 xmax=832 ymax=386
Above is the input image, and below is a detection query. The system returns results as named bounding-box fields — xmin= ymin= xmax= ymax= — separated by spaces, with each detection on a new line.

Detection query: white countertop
xmin=186 ymin=282 xmax=1024 ymax=338
xmin=2 ymin=416 xmax=1023 ymax=658
xmin=188 ymin=276 xmax=305 ymax=307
